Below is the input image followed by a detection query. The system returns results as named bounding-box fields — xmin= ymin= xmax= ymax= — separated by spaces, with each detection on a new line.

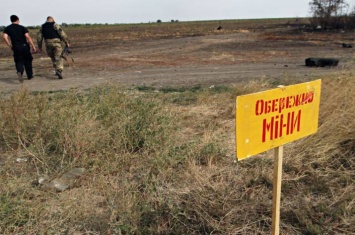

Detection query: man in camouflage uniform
xmin=37 ymin=16 xmax=70 ymax=79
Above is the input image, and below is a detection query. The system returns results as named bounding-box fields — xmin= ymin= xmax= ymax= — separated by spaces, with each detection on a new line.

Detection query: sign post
xmin=271 ymin=146 xmax=283 ymax=235
xmin=236 ymin=80 xmax=322 ymax=234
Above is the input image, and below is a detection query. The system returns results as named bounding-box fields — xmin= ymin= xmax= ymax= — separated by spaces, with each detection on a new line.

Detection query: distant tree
xmin=157 ymin=19 xmax=162 ymax=23
xmin=309 ymin=0 xmax=351 ymax=29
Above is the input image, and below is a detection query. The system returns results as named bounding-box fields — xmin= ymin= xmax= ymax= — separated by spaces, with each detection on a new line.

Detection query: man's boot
xmin=56 ymin=70 xmax=63 ymax=79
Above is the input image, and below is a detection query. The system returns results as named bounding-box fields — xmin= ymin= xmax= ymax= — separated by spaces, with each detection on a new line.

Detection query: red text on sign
xmin=255 ymin=92 xmax=314 ymax=116
xmin=262 ymin=110 xmax=301 ymax=143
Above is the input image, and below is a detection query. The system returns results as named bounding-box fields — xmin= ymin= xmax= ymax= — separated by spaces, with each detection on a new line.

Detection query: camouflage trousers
xmin=45 ymin=42 xmax=63 ymax=73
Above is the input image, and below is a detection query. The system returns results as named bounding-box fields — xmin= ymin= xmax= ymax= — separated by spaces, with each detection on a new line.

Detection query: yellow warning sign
xmin=236 ymin=79 xmax=321 ymax=160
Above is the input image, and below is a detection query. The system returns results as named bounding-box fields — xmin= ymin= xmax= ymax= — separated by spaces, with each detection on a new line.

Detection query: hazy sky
xmin=0 ymin=0 xmax=339 ymax=26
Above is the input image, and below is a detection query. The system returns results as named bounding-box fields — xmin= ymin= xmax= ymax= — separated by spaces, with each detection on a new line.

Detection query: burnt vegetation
xmin=309 ymin=0 xmax=355 ymax=30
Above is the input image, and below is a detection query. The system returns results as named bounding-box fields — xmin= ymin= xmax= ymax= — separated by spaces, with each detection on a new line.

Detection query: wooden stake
xmin=271 ymin=146 xmax=283 ymax=235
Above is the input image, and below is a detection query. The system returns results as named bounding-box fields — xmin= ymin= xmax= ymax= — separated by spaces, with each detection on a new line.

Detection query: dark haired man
xmin=2 ymin=15 xmax=37 ymax=83
xmin=37 ymin=16 xmax=70 ymax=79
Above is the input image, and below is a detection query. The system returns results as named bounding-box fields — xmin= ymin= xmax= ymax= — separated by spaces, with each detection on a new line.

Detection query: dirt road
xmin=0 ymin=29 xmax=353 ymax=94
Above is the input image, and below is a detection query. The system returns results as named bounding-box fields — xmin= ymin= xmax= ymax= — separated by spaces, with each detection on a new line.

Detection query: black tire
xmin=305 ymin=58 xmax=339 ymax=67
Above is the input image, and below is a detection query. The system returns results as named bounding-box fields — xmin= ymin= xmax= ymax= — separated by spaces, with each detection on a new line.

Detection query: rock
xmin=342 ymin=43 xmax=352 ymax=48
xmin=16 ymin=157 xmax=28 ymax=163
xmin=42 ymin=168 xmax=85 ymax=192
xmin=38 ymin=175 xmax=49 ymax=184
xmin=32 ymin=175 xmax=49 ymax=187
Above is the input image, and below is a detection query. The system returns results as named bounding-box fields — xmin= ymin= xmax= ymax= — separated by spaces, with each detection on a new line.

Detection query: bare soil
xmin=0 ymin=20 xmax=354 ymax=94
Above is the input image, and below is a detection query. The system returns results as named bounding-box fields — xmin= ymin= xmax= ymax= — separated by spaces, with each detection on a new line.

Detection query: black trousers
xmin=13 ymin=44 xmax=33 ymax=78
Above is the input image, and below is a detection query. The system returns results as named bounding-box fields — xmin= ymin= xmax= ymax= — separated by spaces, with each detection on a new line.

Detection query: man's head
xmin=10 ymin=15 xmax=19 ymax=23
xmin=47 ymin=16 xmax=54 ymax=22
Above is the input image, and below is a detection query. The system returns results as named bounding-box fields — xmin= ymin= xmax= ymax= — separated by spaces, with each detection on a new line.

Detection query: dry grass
xmin=0 ymin=18 xmax=354 ymax=234
xmin=0 ymin=70 xmax=354 ymax=234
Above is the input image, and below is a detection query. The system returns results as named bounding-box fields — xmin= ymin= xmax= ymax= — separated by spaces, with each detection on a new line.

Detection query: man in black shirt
xmin=3 ymin=15 xmax=37 ymax=83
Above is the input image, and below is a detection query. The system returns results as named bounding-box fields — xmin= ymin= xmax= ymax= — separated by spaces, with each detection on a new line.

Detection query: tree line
xmin=309 ymin=0 xmax=355 ymax=29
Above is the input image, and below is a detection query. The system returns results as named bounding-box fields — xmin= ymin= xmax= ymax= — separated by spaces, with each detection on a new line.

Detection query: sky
xmin=0 ymin=0 xmax=349 ymax=26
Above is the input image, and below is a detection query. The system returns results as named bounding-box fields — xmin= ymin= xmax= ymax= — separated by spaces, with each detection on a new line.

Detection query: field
xmin=0 ymin=19 xmax=354 ymax=234
xmin=1 ymin=18 xmax=354 ymax=92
